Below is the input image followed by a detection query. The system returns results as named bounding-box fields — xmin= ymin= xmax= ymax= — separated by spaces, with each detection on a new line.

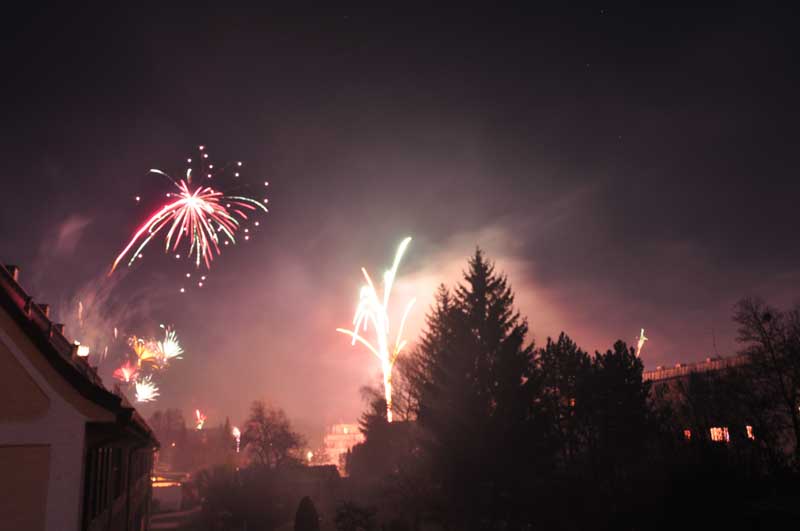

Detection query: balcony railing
xmin=643 ymin=354 xmax=749 ymax=382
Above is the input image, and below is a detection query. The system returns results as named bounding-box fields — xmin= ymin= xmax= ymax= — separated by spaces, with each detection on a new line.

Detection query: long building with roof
xmin=643 ymin=354 xmax=750 ymax=382
xmin=0 ymin=263 xmax=159 ymax=531
xmin=644 ymin=352 xmax=763 ymax=447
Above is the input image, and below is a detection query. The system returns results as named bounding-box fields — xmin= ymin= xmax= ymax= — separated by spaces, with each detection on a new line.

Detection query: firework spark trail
xmin=115 ymin=325 xmax=186 ymax=404
xmin=130 ymin=336 xmax=159 ymax=367
xmin=113 ymin=360 xmax=139 ymax=383
xmin=636 ymin=328 xmax=648 ymax=357
xmin=135 ymin=376 xmax=159 ymax=402
xmin=156 ymin=324 xmax=184 ymax=366
xmin=232 ymin=426 xmax=241 ymax=453
xmin=195 ymin=409 xmax=207 ymax=430
xmin=110 ymin=147 xmax=268 ymax=275
xmin=111 ymin=180 xmax=265 ymax=272
xmin=336 ymin=237 xmax=415 ymax=423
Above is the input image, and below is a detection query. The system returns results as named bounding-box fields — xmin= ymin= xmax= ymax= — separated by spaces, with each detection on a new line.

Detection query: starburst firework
xmin=135 ymin=376 xmax=160 ymax=402
xmin=110 ymin=146 xmax=268 ymax=274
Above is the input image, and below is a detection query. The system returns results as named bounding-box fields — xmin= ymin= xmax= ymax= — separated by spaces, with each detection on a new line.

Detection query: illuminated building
xmin=322 ymin=423 xmax=364 ymax=475
xmin=645 ymin=354 xmax=756 ymax=446
xmin=0 ymin=264 xmax=159 ymax=530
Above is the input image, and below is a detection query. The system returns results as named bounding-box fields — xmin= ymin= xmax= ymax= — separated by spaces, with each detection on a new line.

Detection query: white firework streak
xmin=336 ymin=237 xmax=415 ymax=423
xmin=135 ymin=376 xmax=160 ymax=402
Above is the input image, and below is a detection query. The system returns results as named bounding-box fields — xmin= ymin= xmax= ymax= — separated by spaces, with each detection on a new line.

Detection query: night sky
xmin=2 ymin=8 xmax=799 ymax=441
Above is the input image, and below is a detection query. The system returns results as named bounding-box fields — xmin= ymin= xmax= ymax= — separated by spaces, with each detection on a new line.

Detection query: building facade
xmin=322 ymin=423 xmax=364 ymax=475
xmin=645 ymin=354 xmax=760 ymax=447
xmin=0 ymin=264 xmax=158 ymax=531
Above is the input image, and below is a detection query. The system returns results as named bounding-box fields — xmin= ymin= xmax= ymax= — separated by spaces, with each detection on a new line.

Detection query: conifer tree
xmin=414 ymin=250 xmax=535 ymax=526
xmin=536 ymin=332 xmax=592 ymax=466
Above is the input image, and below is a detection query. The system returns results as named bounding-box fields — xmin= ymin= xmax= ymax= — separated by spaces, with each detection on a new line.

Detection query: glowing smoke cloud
xmin=336 ymin=236 xmax=416 ymax=423
xmin=195 ymin=409 xmax=207 ymax=430
xmin=636 ymin=328 xmax=648 ymax=357
xmin=135 ymin=376 xmax=159 ymax=402
xmin=110 ymin=146 xmax=268 ymax=274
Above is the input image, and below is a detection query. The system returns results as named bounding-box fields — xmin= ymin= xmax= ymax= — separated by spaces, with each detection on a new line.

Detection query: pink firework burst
xmin=110 ymin=147 xmax=268 ymax=273
xmin=113 ymin=360 xmax=139 ymax=383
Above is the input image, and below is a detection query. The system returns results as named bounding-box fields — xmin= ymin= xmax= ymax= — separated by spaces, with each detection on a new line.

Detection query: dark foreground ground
xmin=151 ymin=507 xmax=203 ymax=530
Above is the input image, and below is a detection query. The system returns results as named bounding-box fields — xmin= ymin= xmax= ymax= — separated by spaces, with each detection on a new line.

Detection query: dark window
xmin=83 ymin=445 xmax=126 ymax=526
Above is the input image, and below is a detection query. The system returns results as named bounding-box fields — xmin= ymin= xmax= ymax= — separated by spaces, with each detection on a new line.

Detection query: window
xmin=683 ymin=429 xmax=691 ymax=441
xmin=709 ymin=426 xmax=730 ymax=442
xmin=84 ymin=447 xmax=113 ymax=523
xmin=746 ymin=425 xmax=755 ymax=440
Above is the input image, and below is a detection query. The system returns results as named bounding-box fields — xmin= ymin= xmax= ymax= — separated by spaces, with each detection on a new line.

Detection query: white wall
xmin=0 ymin=328 xmax=88 ymax=531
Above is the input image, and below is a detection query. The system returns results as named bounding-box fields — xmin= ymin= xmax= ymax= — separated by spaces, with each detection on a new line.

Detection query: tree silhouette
xmin=585 ymin=340 xmax=651 ymax=479
xmin=294 ymin=496 xmax=320 ymax=531
xmin=734 ymin=297 xmax=800 ymax=461
xmin=242 ymin=400 xmax=305 ymax=468
xmin=536 ymin=332 xmax=592 ymax=466
xmin=413 ymin=250 xmax=535 ymax=526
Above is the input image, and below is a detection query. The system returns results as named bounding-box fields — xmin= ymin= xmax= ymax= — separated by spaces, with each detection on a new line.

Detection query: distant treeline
xmin=341 ymin=250 xmax=800 ymax=530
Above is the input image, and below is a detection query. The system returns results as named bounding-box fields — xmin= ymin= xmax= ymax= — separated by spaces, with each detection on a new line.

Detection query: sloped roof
xmin=0 ymin=263 xmax=158 ymax=447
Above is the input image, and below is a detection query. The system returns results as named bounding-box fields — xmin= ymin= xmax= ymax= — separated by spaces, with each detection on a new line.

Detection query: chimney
xmin=38 ymin=304 xmax=50 ymax=318
xmin=5 ymin=264 xmax=19 ymax=282
xmin=54 ymin=323 xmax=65 ymax=335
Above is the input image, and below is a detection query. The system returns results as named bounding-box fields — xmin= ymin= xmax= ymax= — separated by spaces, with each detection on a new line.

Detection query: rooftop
xmin=643 ymin=354 xmax=749 ymax=382
xmin=0 ymin=263 xmax=157 ymax=446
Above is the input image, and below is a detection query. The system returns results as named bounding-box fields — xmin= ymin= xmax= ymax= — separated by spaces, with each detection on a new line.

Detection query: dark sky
xmin=2 ymin=8 xmax=799 ymax=442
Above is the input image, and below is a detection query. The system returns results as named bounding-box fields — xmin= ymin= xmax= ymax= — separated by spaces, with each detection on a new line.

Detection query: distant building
xmin=322 ymin=423 xmax=364 ymax=475
xmin=645 ymin=353 xmax=758 ymax=447
xmin=0 ymin=264 xmax=159 ymax=531
xmin=643 ymin=354 xmax=749 ymax=382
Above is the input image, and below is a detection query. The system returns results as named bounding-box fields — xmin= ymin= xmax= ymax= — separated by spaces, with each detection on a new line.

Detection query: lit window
xmin=710 ymin=426 xmax=730 ymax=442
xmin=683 ymin=429 xmax=691 ymax=441
xmin=569 ymin=398 xmax=576 ymax=408
xmin=746 ymin=425 xmax=755 ymax=440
